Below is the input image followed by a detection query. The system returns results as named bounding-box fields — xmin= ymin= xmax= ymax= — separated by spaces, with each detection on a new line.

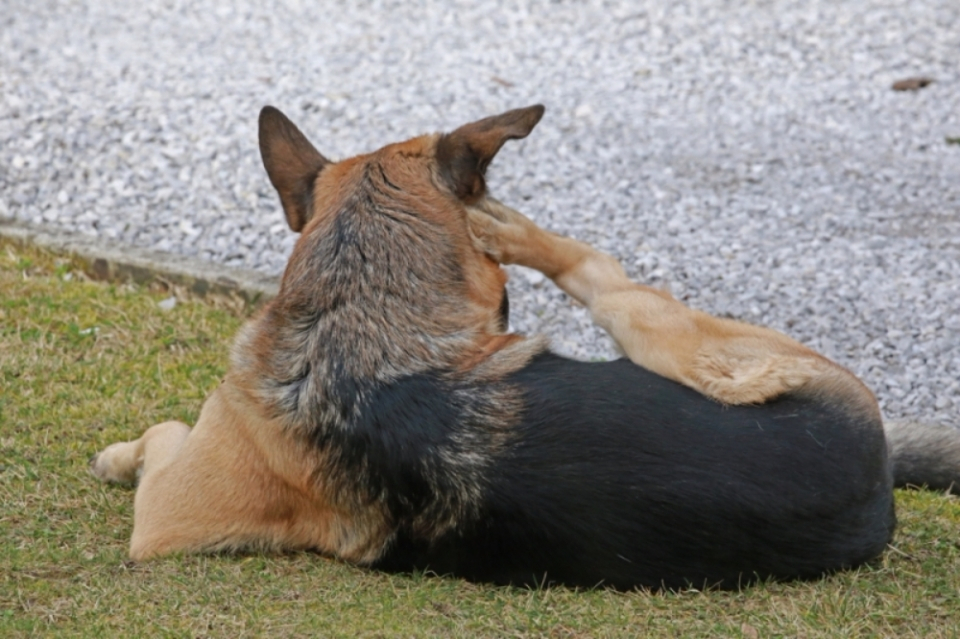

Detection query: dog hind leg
xmin=468 ymin=199 xmax=837 ymax=405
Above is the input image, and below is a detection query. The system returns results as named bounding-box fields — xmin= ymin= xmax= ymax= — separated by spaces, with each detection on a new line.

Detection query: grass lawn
xmin=1 ymin=241 xmax=958 ymax=638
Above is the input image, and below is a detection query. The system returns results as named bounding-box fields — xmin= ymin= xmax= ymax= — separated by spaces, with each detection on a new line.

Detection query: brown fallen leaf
xmin=892 ymin=77 xmax=934 ymax=91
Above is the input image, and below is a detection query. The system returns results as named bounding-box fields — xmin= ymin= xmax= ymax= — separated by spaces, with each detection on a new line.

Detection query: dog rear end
xmin=372 ymin=353 xmax=895 ymax=589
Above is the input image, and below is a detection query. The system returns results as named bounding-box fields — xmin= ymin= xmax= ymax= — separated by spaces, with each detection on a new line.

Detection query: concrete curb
xmin=0 ymin=219 xmax=279 ymax=304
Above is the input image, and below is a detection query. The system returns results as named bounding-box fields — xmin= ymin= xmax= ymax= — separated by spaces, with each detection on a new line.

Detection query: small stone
xmin=157 ymin=296 xmax=177 ymax=311
xmin=891 ymin=77 xmax=934 ymax=91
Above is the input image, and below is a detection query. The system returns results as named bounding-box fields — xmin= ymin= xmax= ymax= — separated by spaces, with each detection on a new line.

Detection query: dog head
xmin=246 ymin=105 xmax=545 ymax=409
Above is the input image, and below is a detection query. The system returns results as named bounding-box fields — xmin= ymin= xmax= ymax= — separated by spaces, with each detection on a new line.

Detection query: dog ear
xmin=436 ymin=105 xmax=545 ymax=202
xmin=259 ymin=106 xmax=330 ymax=232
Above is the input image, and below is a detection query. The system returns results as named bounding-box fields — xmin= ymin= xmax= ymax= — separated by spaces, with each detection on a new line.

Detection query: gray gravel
xmin=2 ymin=0 xmax=958 ymax=425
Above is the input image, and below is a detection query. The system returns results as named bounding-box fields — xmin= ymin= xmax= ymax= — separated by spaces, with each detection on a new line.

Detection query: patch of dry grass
xmin=1 ymin=241 xmax=958 ymax=637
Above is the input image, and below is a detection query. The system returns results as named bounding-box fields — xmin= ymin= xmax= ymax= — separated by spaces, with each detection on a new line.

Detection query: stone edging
xmin=0 ymin=218 xmax=279 ymax=304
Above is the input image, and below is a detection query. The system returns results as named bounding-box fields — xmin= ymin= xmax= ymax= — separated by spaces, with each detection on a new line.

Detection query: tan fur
xmin=92 ymin=106 xmax=881 ymax=562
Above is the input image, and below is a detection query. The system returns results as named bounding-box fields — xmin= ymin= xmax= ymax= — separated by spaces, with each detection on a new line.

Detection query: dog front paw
xmin=90 ymin=441 xmax=142 ymax=485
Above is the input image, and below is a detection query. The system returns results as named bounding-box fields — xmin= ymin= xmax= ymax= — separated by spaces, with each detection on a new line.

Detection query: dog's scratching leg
xmin=468 ymin=198 xmax=847 ymax=405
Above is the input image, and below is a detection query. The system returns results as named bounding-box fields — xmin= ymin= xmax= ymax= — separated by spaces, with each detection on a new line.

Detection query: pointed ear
xmin=436 ymin=104 xmax=544 ymax=202
xmin=258 ymin=106 xmax=330 ymax=232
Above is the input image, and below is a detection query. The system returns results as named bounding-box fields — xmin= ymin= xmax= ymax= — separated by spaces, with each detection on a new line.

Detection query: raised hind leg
xmin=467 ymin=198 xmax=840 ymax=405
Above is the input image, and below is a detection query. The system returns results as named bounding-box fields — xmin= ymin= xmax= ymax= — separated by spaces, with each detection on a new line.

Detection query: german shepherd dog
xmin=91 ymin=105 xmax=960 ymax=590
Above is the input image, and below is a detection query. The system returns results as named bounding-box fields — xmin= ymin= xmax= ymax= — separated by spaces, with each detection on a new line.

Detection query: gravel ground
xmin=2 ymin=0 xmax=958 ymax=425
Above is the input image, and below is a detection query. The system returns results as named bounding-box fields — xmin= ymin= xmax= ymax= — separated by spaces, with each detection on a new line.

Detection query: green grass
xmin=1 ymin=242 xmax=959 ymax=637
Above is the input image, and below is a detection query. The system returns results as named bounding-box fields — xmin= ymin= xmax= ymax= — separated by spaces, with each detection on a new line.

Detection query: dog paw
xmin=90 ymin=441 xmax=142 ymax=485
xmin=466 ymin=208 xmax=511 ymax=262
xmin=466 ymin=199 xmax=538 ymax=264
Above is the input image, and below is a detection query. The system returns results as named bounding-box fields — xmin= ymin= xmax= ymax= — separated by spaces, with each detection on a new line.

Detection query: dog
xmin=91 ymin=104 xmax=960 ymax=590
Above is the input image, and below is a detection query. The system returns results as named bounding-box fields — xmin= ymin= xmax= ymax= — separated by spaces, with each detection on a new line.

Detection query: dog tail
xmin=884 ymin=420 xmax=960 ymax=493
